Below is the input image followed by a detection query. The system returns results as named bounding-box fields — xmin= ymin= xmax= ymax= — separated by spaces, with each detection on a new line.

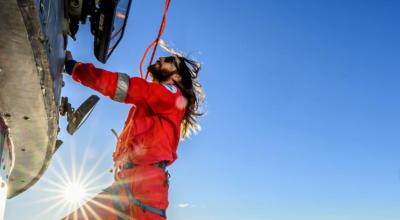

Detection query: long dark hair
xmin=174 ymin=56 xmax=204 ymax=138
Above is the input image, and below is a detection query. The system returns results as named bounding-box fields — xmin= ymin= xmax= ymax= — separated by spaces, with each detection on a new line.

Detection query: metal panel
xmin=0 ymin=0 xmax=63 ymax=198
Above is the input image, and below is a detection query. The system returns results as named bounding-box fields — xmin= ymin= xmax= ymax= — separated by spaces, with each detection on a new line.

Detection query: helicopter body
xmin=0 ymin=1 xmax=132 ymax=218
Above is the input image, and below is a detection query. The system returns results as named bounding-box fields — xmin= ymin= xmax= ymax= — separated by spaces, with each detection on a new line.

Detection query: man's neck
xmin=163 ymin=79 xmax=175 ymax=85
xmin=153 ymin=79 xmax=174 ymax=85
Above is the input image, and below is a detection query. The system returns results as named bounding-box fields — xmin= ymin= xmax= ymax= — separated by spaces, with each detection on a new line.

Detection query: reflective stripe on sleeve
xmin=113 ymin=72 xmax=130 ymax=102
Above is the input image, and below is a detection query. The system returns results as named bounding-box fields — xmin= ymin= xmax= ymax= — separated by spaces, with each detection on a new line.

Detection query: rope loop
xmin=139 ymin=0 xmax=172 ymax=79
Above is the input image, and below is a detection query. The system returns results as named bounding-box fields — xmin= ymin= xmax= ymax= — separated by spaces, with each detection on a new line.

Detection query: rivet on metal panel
xmin=4 ymin=113 xmax=11 ymax=118
xmin=23 ymin=116 xmax=30 ymax=120
xmin=21 ymin=148 xmax=26 ymax=152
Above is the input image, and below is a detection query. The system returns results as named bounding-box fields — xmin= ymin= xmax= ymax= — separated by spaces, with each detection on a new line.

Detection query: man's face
xmin=148 ymin=57 xmax=179 ymax=82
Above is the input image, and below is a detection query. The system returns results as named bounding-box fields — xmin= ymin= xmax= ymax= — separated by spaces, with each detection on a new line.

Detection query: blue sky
xmin=5 ymin=0 xmax=400 ymax=219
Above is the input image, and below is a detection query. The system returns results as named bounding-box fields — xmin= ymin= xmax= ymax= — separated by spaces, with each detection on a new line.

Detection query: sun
xmin=63 ymin=182 xmax=87 ymax=205
xmin=31 ymin=143 xmax=113 ymax=220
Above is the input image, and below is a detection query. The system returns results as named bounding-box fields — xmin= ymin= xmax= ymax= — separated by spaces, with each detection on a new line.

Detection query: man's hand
xmin=64 ymin=50 xmax=77 ymax=75
xmin=65 ymin=50 xmax=73 ymax=62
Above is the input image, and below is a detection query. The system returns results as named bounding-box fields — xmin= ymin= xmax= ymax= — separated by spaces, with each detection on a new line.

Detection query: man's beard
xmin=148 ymin=63 xmax=175 ymax=82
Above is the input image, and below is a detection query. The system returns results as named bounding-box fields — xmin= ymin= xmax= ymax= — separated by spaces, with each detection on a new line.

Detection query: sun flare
xmin=32 ymin=143 xmax=113 ymax=220
xmin=63 ymin=182 xmax=87 ymax=205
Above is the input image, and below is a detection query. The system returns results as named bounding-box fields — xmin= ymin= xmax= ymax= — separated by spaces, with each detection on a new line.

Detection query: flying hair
xmin=159 ymin=39 xmax=184 ymax=57
xmin=159 ymin=39 xmax=204 ymax=138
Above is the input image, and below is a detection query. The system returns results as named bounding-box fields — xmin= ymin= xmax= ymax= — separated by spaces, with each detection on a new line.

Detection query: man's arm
xmin=65 ymin=51 xmax=148 ymax=104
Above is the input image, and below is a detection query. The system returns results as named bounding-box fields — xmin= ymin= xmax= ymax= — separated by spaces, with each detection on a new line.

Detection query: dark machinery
xmin=62 ymin=0 xmax=133 ymax=134
xmin=59 ymin=95 xmax=100 ymax=135
xmin=65 ymin=0 xmax=133 ymax=63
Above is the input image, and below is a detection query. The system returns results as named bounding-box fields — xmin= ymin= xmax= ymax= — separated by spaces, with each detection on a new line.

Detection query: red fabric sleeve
xmin=72 ymin=63 xmax=118 ymax=100
xmin=71 ymin=63 xmax=150 ymax=104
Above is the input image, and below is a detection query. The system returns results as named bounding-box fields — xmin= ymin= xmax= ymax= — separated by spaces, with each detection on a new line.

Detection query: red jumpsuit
xmin=62 ymin=63 xmax=186 ymax=220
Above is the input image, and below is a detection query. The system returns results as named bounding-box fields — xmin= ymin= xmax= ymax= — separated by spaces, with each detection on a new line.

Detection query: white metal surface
xmin=0 ymin=116 xmax=15 ymax=220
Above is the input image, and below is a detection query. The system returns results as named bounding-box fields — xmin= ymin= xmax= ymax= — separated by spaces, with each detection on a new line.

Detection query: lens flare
xmin=63 ymin=182 xmax=87 ymax=205
xmin=29 ymin=134 xmax=115 ymax=220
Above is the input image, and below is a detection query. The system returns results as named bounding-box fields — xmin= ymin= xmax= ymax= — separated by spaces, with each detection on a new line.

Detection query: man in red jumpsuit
xmin=62 ymin=51 xmax=203 ymax=220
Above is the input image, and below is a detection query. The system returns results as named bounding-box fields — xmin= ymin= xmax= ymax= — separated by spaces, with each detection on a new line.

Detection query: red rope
xmin=140 ymin=0 xmax=171 ymax=79
xmin=139 ymin=40 xmax=157 ymax=78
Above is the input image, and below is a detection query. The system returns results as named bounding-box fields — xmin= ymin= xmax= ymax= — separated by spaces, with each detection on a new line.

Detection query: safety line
xmin=139 ymin=0 xmax=172 ymax=79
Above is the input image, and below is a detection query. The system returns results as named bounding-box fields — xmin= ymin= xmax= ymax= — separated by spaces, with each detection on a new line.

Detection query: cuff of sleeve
xmin=65 ymin=60 xmax=78 ymax=75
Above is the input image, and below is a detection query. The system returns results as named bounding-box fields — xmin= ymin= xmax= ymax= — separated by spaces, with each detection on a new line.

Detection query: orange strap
xmin=139 ymin=0 xmax=172 ymax=79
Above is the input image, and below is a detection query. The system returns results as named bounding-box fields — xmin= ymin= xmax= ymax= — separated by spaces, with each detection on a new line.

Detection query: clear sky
xmin=5 ymin=0 xmax=400 ymax=219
